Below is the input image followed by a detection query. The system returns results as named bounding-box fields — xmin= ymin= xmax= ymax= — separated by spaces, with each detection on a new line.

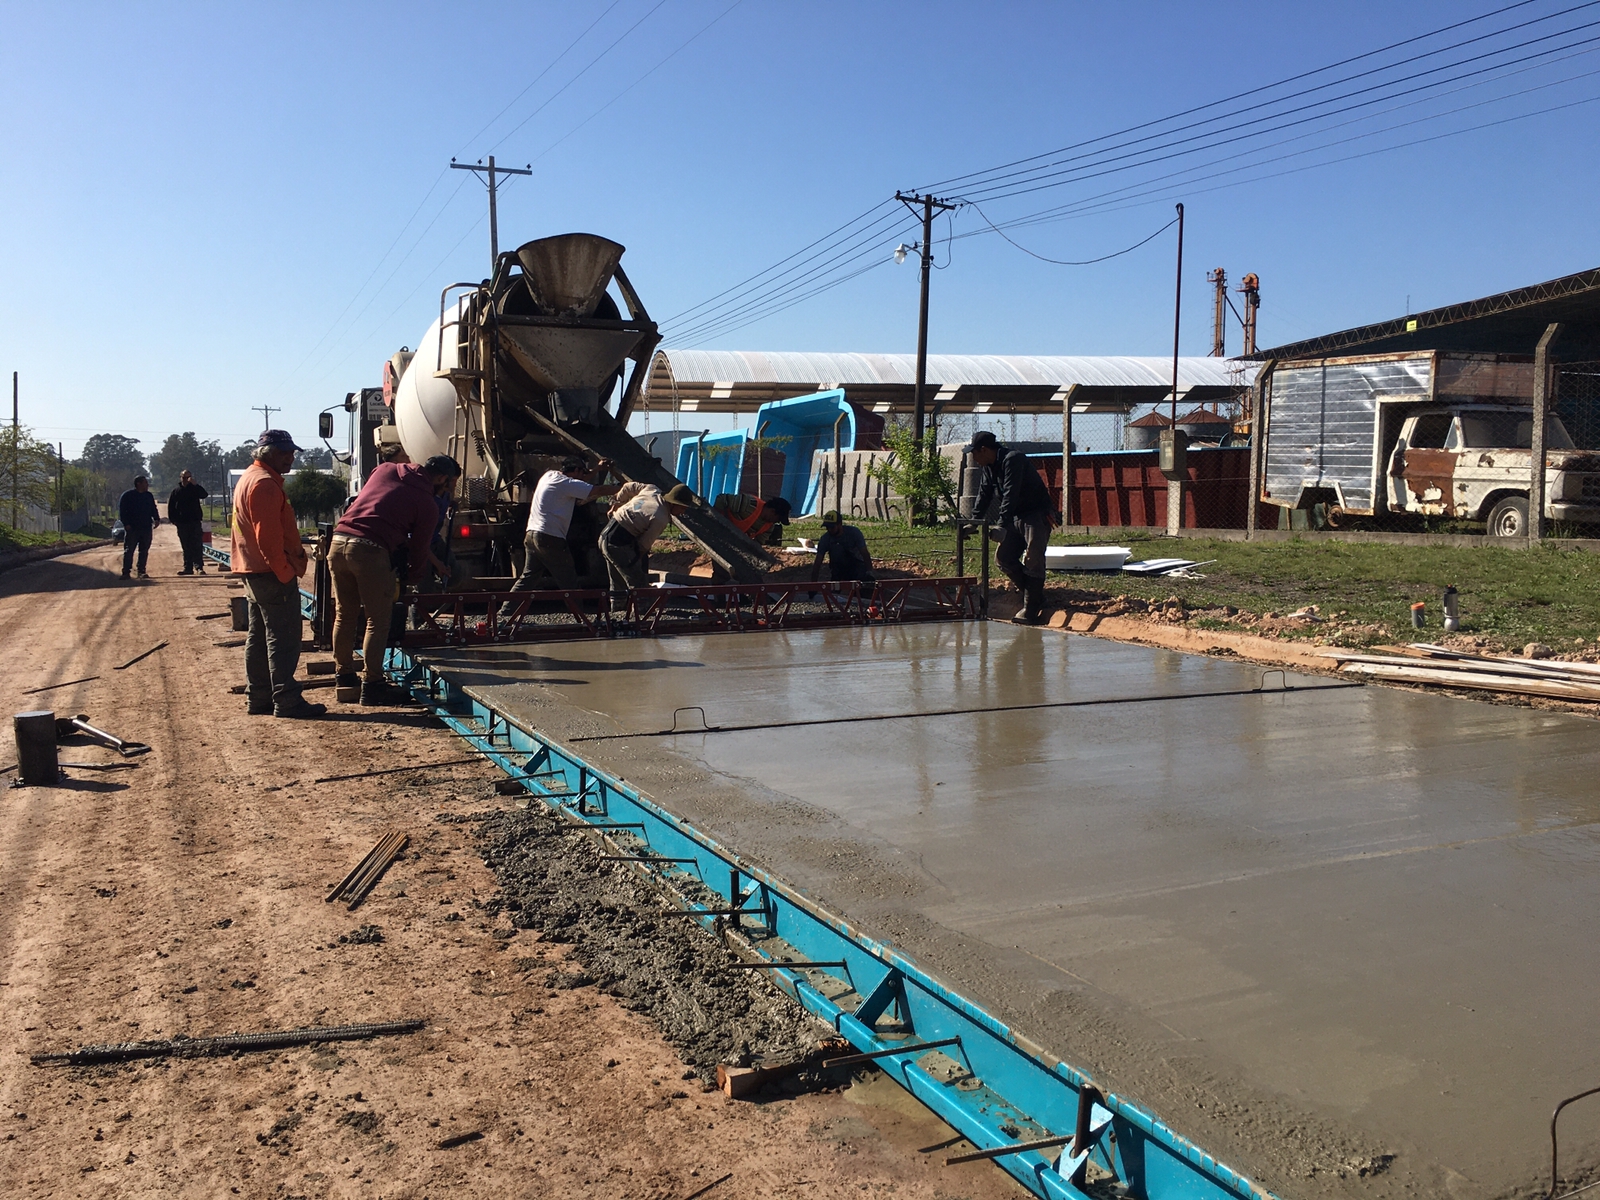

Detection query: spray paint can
xmin=1442 ymin=586 xmax=1460 ymax=633
xmin=1411 ymin=601 xmax=1426 ymax=630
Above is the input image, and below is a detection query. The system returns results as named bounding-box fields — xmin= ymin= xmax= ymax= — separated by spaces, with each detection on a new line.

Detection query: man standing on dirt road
xmin=231 ymin=430 xmax=323 ymax=719
xmin=167 ymin=469 xmax=209 ymax=575
xmin=329 ymin=453 xmax=461 ymax=705
xmin=117 ymin=476 xmax=160 ymax=579
xmin=968 ymin=430 xmax=1054 ymax=626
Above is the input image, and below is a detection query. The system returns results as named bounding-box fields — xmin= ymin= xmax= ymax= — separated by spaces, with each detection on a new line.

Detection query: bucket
xmin=14 ymin=710 xmax=59 ymax=786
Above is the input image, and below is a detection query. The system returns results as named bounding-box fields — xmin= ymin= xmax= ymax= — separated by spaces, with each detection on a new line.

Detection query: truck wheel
xmin=1486 ymin=495 xmax=1529 ymax=537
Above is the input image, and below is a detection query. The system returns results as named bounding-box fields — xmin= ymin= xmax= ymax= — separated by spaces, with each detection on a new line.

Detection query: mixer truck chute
xmin=386 ymin=232 xmax=770 ymax=585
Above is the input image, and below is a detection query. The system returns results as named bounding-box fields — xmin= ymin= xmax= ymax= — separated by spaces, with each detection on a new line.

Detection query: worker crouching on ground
xmin=511 ymin=456 xmax=619 ymax=591
xmin=168 ymin=469 xmax=209 ymax=575
xmin=713 ymin=493 xmax=791 ymax=546
xmin=968 ymin=430 xmax=1053 ymax=625
xmin=231 ymin=430 xmax=323 ymax=718
xmin=329 ymin=453 xmax=462 ymax=705
xmin=599 ymin=482 xmax=695 ymax=615
xmin=810 ymin=511 xmax=875 ymax=586
xmin=118 ymin=476 xmax=160 ymax=579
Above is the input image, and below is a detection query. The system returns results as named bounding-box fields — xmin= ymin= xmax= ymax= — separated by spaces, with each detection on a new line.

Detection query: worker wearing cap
xmin=329 ymin=453 xmax=461 ymax=705
xmin=117 ymin=475 xmax=161 ymax=579
xmin=968 ymin=430 xmax=1054 ymax=625
xmin=231 ymin=430 xmax=322 ymax=718
xmin=511 ymin=456 xmax=620 ymax=591
xmin=599 ymin=482 xmax=695 ymax=613
xmin=713 ymin=493 xmax=792 ymax=546
xmin=810 ymin=510 xmax=874 ymax=585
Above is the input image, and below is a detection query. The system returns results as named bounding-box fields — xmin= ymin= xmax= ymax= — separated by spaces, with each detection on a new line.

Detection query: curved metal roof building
xmin=639 ymin=349 xmax=1252 ymax=416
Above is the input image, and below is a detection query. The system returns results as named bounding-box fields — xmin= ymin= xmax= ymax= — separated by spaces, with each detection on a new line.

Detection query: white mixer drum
xmin=391 ymin=297 xmax=486 ymax=476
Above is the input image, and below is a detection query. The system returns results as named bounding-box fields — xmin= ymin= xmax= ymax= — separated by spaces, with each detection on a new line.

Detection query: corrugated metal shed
xmin=642 ymin=349 xmax=1251 ymax=415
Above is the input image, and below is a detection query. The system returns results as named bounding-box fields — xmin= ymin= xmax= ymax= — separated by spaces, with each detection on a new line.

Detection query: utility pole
xmin=1207 ymin=268 xmax=1227 ymax=356
xmin=252 ymin=404 xmax=280 ymax=432
xmin=894 ymin=190 xmax=956 ymax=524
xmin=452 ymin=155 xmax=533 ymax=272
xmin=1238 ymin=273 xmax=1261 ymax=356
xmin=1165 ymin=204 xmax=1186 ymax=537
xmin=11 ymin=371 xmax=18 ymax=530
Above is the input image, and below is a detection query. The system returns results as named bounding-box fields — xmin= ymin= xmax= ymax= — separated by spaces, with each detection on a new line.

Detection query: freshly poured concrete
xmin=428 ymin=624 xmax=1600 ymax=1198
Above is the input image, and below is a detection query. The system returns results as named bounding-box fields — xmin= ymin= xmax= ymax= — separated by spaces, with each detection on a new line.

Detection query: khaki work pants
xmin=330 ymin=536 xmax=398 ymax=683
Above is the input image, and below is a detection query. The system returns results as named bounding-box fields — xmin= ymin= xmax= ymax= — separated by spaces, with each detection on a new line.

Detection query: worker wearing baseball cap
xmin=810 ymin=510 xmax=874 ymax=585
xmin=599 ymin=482 xmax=695 ymax=614
xmin=330 ymin=452 xmax=462 ymax=705
xmin=231 ymin=429 xmax=323 ymax=717
xmin=967 ymin=429 xmax=1054 ymax=625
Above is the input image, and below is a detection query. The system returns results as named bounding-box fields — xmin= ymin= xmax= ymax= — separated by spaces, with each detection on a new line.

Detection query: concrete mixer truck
xmin=345 ymin=233 xmax=769 ymax=586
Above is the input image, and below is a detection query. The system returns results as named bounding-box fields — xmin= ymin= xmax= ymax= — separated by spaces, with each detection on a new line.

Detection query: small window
xmin=1409 ymin=413 xmax=1453 ymax=449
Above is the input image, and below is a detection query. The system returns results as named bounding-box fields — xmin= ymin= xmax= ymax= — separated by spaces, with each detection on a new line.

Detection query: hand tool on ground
xmin=54 ymin=713 xmax=151 ymax=758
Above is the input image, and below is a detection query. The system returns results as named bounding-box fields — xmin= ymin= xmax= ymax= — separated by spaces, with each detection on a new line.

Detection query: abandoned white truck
xmin=1258 ymin=350 xmax=1600 ymax=535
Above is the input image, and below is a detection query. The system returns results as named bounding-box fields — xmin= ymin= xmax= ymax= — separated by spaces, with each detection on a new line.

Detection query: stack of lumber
xmin=1321 ymin=643 xmax=1600 ymax=702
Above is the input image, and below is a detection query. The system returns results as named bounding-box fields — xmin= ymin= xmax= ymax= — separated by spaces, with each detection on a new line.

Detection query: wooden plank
xmin=1338 ymin=661 xmax=1600 ymax=701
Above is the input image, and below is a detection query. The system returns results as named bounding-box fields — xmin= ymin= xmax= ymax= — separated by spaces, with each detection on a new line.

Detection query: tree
xmin=78 ymin=433 xmax=146 ymax=482
xmin=148 ymin=432 xmax=227 ymax=494
xmin=866 ymin=425 xmax=956 ymax=525
xmin=1 ymin=424 xmax=63 ymax=528
xmin=284 ymin=468 xmax=347 ymax=525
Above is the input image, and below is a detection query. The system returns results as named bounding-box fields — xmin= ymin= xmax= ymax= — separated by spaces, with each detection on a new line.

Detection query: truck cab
xmin=1387 ymin=405 xmax=1600 ymax=535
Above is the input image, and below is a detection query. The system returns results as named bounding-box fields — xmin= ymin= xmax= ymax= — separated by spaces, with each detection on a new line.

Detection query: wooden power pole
xmin=452 ymin=155 xmax=533 ymax=272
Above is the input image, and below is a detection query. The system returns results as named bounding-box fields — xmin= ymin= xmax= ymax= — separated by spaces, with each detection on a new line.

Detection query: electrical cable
xmin=962 ymin=56 xmax=1600 ymax=237
xmin=954 ymin=15 xmax=1600 ymax=204
xmin=967 ymin=207 xmax=1177 ymax=266
xmin=489 ymin=0 xmax=673 ymax=154
xmin=526 ymin=0 xmax=746 ymax=167
xmin=919 ymin=0 xmax=1591 ymax=195
xmin=458 ymin=0 xmax=625 ymax=153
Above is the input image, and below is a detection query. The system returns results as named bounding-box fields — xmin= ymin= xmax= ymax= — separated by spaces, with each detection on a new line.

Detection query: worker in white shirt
xmin=599 ymin=482 xmax=695 ymax=612
xmin=511 ymin=457 xmax=618 ymax=591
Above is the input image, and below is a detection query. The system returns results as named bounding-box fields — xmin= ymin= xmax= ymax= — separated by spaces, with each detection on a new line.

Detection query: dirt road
xmin=0 ymin=527 xmax=1024 ymax=1199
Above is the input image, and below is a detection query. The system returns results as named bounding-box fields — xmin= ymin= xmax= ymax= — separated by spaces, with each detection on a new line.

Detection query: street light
xmin=894 ymin=243 xmax=916 ymax=265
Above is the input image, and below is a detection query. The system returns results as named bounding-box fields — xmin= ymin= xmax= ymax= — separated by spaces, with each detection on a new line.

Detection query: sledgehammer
xmin=55 ymin=713 xmax=152 ymax=758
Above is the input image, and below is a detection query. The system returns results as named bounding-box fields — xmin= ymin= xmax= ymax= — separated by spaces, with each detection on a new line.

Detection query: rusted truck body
xmin=1260 ymin=350 xmax=1600 ymax=534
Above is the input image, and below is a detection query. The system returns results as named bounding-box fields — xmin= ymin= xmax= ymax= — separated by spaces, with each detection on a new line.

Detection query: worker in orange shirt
xmin=231 ymin=429 xmax=323 ymax=719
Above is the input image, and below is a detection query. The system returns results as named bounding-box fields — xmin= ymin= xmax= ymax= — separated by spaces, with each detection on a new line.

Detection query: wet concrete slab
xmin=426 ymin=623 xmax=1600 ymax=1198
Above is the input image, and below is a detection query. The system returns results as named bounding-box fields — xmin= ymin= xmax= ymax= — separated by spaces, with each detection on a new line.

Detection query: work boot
xmin=1012 ymin=579 xmax=1048 ymax=625
xmin=137 ymin=570 xmax=149 ymax=579
xmin=121 ymin=569 xmax=131 ymax=580
xmin=178 ymin=568 xmax=193 ymax=576
xmin=247 ymin=698 xmax=273 ymax=716
xmin=360 ymin=680 xmax=413 ymax=706
xmin=274 ymin=698 xmax=327 ymax=719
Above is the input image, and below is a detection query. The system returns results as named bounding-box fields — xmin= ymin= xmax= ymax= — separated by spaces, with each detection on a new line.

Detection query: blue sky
xmin=3 ymin=1 xmax=1598 ymax=457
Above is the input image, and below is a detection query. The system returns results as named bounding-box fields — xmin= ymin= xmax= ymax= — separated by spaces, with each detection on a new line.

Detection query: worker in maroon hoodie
xmin=329 ymin=454 xmax=461 ymax=705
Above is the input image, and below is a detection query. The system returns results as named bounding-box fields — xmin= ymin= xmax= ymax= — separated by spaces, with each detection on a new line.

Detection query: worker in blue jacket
xmin=968 ymin=430 xmax=1054 ymax=624
xmin=117 ymin=476 xmax=161 ymax=579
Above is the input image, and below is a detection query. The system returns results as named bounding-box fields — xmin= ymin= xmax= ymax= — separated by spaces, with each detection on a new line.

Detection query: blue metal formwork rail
xmin=385 ymin=648 xmax=1279 ymax=1200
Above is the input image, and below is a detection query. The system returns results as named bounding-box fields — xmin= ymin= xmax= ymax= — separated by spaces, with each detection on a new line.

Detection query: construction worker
xmin=967 ymin=430 xmax=1054 ymax=625
xmin=231 ymin=430 xmax=322 ymax=718
xmin=329 ymin=453 xmax=461 ymax=705
xmin=809 ymin=511 xmax=874 ymax=585
xmin=713 ymin=493 xmax=792 ymax=546
xmin=511 ymin=456 xmax=620 ymax=591
xmin=599 ymin=482 xmax=695 ymax=612
xmin=167 ymin=469 xmax=209 ymax=575
xmin=117 ymin=476 xmax=160 ymax=579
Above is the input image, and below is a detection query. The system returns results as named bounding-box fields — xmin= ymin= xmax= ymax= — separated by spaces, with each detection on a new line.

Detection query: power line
xmin=967 ymin=206 xmax=1178 ymax=266
xmin=918 ymin=0 xmax=1579 ymax=195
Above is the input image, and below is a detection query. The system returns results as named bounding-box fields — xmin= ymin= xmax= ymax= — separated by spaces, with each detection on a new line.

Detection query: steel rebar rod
xmin=821 ymin=1036 xmax=962 ymax=1069
xmin=346 ymin=834 xmax=410 ymax=910
xmin=571 ymin=681 xmax=1365 ymax=742
xmin=31 ymin=1019 xmax=425 ymax=1066
xmin=946 ymin=1131 xmax=1077 ymax=1165
xmin=113 ymin=642 xmax=168 ymax=671
xmin=314 ymin=756 xmax=487 ymax=784
xmin=327 ymin=832 xmax=404 ymax=904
